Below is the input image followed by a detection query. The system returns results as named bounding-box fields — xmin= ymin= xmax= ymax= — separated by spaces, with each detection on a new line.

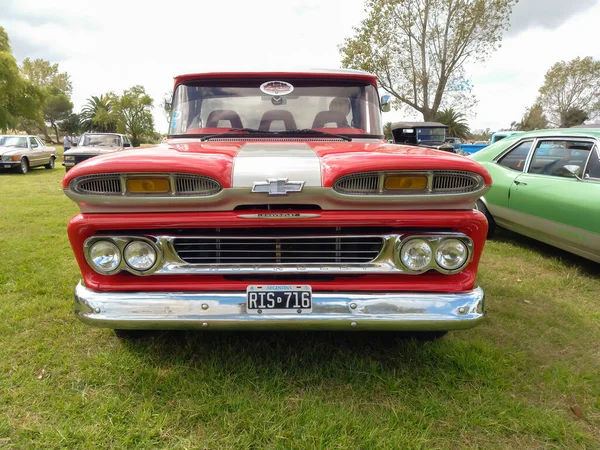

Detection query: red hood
xmin=62 ymin=140 xmax=492 ymax=188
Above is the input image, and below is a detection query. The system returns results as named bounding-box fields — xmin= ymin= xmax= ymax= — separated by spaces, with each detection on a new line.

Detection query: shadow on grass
xmin=491 ymin=228 xmax=599 ymax=276
xmin=116 ymin=329 xmax=504 ymax=391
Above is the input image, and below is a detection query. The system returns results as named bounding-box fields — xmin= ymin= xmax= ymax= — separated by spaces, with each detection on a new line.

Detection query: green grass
xmin=0 ymin=164 xmax=599 ymax=449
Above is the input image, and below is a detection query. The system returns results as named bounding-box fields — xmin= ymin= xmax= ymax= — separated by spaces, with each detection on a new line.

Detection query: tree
xmin=81 ymin=94 xmax=118 ymax=132
xmin=20 ymin=58 xmax=72 ymax=96
xmin=383 ymin=122 xmax=393 ymax=140
xmin=19 ymin=57 xmax=73 ymax=142
xmin=561 ymin=107 xmax=589 ymax=128
xmin=115 ymin=85 xmax=155 ymax=146
xmin=0 ymin=27 xmax=44 ymax=132
xmin=44 ymin=91 xmax=74 ymax=142
xmin=161 ymin=91 xmax=173 ymax=125
xmin=59 ymin=113 xmax=82 ymax=135
xmin=435 ymin=108 xmax=470 ymax=138
xmin=340 ymin=0 xmax=517 ymax=121
xmin=514 ymin=103 xmax=549 ymax=131
xmin=537 ymin=57 xmax=600 ymax=127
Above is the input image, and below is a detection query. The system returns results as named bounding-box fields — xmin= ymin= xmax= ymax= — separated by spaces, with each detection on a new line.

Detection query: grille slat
xmin=173 ymin=235 xmax=384 ymax=265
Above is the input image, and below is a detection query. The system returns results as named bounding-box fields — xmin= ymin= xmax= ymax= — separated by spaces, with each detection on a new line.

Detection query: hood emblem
xmin=251 ymin=178 xmax=305 ymax=195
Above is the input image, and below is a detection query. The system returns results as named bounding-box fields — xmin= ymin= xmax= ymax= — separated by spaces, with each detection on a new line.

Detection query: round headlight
xmin=435 ymin=238 xmax=468 ymax=270
xmin=124 ymin=241 xmax=157 ymax=271
xmin=89 ymin=240 xmax=121 ymax=273
xmin=400 ymin=239 xmax=433 ymax=271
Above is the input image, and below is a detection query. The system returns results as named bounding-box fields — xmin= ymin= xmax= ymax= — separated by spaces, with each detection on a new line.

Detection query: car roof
xmin=173 ymin=69 xmax=378 ymax=88
xmin=391 ymin=122 xmax=449 ymax=129
xmin=509 ymin=128 xmax=600 ymax=139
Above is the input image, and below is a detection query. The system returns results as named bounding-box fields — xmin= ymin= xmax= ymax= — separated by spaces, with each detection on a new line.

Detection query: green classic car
xmin=470 ymin=129 xmax=600 ymax=263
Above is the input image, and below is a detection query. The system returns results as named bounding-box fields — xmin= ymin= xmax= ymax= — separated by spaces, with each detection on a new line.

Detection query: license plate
xmin=3 ymin=164 xmax=11 ymax=168
xmin=246 ymin=285 xmax=312 ymax=314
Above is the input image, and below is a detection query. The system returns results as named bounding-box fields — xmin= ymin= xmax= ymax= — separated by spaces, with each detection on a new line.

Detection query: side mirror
xmin=380 ymin=94 xmax=392 ymax=112
xmin=563 ymin=164 xmax=582 ymax=179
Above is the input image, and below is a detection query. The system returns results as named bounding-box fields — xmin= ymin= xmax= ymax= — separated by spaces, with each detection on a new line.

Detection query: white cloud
xmin=3 ymin=0 xmax=600 ymax=134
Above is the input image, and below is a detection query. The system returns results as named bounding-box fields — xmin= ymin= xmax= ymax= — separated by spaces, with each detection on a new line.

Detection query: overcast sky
xmin=2 ymin=0 xmax=600 ymax=134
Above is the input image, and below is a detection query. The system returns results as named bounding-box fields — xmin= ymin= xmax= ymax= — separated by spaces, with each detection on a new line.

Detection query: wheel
xmin=475 ymin=199 xmax=496 ymax=238
xmin=44 ymin=157 xmax=55 ymax=169
xmin=18 ymin=158 xmax=29 ymax=174
xmin=113 ymin=329 xmax=152 ymax=340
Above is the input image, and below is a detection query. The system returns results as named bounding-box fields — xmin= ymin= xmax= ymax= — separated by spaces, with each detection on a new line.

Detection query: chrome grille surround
xmin=333 ymin=171 xmax=485 ymax=195
xmin=82 ymin=232 xmax=473 ymax=276
xmin=69 ymin=173 xmax=222 ymax=197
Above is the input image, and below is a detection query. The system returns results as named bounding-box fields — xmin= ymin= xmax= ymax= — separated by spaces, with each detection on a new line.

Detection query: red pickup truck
xmin=63 ymin=70 xmax=491 ymax=339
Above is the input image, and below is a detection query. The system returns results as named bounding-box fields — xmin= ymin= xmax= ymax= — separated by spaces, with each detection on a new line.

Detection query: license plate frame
xmin=246 ymin=285 xmax=312 ymax=314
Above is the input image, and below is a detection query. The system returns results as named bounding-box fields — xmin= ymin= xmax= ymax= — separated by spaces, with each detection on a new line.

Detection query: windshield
xmin=169 ymin=78 xmax=383 ymax=137
xmin=82 ymin=134 xmax=121 ymax=147
xmin=417 ymin=128 xmax=446 ymax=142
xmin=0 ymin=136 xmax=27 ymax=148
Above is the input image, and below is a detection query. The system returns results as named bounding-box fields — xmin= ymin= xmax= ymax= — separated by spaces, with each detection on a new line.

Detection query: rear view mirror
xmin=381 ymin=94 xmax=392 ymax=112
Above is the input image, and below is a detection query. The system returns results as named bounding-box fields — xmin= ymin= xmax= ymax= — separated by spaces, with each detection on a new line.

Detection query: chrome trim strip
xmin=490 ymin=204 xmax=600 ymax=263
xmin=82 ymin=233 xmax=473 ymax=276
xmin=74 ymin=281 xmax=485 ymax=331
xmin=65 ymin=186 xmax=490 ymax=213
xmin=232 ymin=143 xmax=322 ymax=188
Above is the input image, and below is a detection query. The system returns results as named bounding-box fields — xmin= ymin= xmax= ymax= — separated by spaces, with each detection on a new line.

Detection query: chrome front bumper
xmin=74 ymin=281 xmax=485 ymax=331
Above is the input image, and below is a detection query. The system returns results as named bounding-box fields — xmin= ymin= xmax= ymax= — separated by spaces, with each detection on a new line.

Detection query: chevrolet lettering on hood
xmin=62 ymin=69 xmax=492 ymax=340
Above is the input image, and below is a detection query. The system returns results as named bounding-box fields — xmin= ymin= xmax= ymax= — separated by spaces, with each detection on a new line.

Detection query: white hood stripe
xmin=231 ymin=143 xmax=322 ymax=187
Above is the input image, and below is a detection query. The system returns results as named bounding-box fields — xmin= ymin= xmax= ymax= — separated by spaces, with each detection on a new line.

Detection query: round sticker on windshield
xmin=260 ymin=81 xmax=294 ymax=96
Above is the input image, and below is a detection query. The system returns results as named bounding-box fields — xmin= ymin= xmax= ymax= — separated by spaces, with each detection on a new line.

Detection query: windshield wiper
xmin=277 ymin=129 xmax=352 ymax=141
xmin=199 ymin=128 xmax=265 ymax=142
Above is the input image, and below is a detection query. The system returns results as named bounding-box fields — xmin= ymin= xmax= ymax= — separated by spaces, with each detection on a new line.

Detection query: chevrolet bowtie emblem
xmin=251 ymin=178 xmax=305 ymax=195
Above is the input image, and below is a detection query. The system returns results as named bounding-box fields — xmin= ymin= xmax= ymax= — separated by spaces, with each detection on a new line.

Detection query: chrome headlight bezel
xmin=396 ymin=235 xmax=473 ymax=274
xmin=84 ymin=236 xmax=161 ymax=275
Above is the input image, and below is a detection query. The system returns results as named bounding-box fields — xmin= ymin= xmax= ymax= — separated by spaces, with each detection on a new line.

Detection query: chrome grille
xmin=175 ymin=174 xmax=221 ymax=196
xmin=432 ymin=171 xmax=481 ymax=193
xmin=73 ymin=174 xmax=122 ymax=195
xmin=333 ymin=171 xmax=484 ymax=195
xmin=333 ymin=172 xmax=379 ymax=194
xmin=173 ymin=236 xmax=384 ymax=264
xmin=70 ymin=173 xmax=222 ymax=196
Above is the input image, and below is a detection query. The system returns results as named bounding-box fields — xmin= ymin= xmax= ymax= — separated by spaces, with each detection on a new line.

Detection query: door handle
xmin=514 ymin=180 xmax=527 ymax=186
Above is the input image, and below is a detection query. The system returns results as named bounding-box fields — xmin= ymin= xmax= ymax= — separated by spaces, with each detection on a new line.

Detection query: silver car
xmin=62 ymin=133 xmax=132 ymax=172
xmin=0 ymin=135 xmax=57 ymax=174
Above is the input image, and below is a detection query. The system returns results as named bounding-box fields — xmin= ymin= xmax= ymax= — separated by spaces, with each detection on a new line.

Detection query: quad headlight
xmin=400 ymin=239 xmax=433 ymax=271
xmin=124 ymin=241 xmax=157 ymax=271
xmin=89 ymin=240 xmax=121 ymax=273
xmin=399 ymin=236 xmax=471 ymax=273
xmin=435 ymin=238 xmax=468 ymax=270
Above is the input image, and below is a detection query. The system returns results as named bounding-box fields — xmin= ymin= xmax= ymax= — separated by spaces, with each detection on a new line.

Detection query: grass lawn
xmin=0 ymin=161 xmax=599 ymax=449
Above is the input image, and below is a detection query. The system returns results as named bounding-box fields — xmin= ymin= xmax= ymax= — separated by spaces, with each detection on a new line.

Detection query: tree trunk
xmin=422 ymin=109 xmax=437 ymax=122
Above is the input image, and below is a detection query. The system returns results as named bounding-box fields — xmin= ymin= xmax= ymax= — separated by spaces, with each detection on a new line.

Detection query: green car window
xmin=529 ymin=140 xmax=593 ymax=177
xmin=585 ymin=146 xmax=600 ymax=180
xmin=497 ymin=140 xmax=533 ymax=172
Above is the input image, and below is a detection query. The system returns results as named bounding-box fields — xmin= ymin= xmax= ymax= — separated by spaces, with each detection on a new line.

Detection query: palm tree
xmin=435 ymin=108 xmax=470 ymax=140
xmin=81 ymin=94 xmax=118 ymax=132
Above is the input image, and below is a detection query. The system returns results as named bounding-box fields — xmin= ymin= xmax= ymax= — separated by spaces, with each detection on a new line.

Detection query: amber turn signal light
xmin=126 ymin=177 xmax=170 ymax=194
xmin=384 ymin=175 xmax=428 ymax=190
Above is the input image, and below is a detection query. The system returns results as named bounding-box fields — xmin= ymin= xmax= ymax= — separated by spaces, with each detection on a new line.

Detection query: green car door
xmin=507 ymin=139 xmax=600 ymax=261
